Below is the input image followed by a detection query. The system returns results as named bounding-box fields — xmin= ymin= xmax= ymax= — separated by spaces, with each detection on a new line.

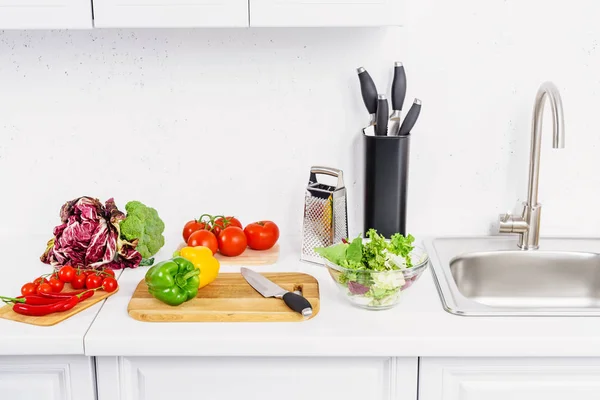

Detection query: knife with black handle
xmin=398 ymin=98 xmax=422 ymax=136
xmin=241 ymin=267 xmax=313 ymax=317
xmin=390 ymin=62 xmax=407 ymax=135
xmin=357 ymin=67 xmax=378 ymax=126
xmin=375 ymin=94 xmax=389 ymax=136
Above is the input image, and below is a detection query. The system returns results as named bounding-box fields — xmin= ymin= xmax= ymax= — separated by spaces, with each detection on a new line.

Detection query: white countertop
xmin=5 ymin=234 xmax=600 ymax=358
xmin=84 ymin=235 xmax=600 ymax=358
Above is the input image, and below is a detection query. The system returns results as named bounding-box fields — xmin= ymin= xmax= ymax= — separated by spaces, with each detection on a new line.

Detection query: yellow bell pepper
xmin=179 ymin=246 xmax=220 ymax=289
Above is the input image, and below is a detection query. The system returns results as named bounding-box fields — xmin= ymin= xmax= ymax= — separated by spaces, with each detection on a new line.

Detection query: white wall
xmin=1 ymin=0 xmax=599 ymax=254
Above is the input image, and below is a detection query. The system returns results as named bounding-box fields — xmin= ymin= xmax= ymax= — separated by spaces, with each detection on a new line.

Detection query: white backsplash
xmin=1 ymin=0 xmax=600 ymax=245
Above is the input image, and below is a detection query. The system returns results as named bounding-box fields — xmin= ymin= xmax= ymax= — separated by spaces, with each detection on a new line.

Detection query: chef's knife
xmin=389 ymin=62 xmax=407 ymax=136
xmin=398 ymin=98 xmax=422 ymax=136
xmin=241 ymin=267 xmax=313 ymax=317
xmin=375 ymin=94 xmax=389 ymax=136
xmin=357 ymin=67 xmax=378 ymax=126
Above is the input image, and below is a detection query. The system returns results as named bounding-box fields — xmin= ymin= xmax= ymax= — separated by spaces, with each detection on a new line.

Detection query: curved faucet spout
xmin=527 ymin=81 xmax=565 ymax=207
xmin=498 ymin=81 xmax=565 ymax=250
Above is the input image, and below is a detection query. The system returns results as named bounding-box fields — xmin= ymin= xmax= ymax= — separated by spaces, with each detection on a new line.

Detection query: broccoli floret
xmin=120 ymin=201 xmax=165 ymax=259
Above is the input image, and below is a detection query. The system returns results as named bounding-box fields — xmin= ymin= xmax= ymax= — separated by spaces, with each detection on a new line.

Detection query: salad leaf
xmin=362 ymin=229 xmax=389 ymax=271
xmin=344 ymin=236 xmax=363 ymax=268
xmin=388 ymin=233 xmax=415 ymax=267
xmin=314 ymin=242 xmax=348 ymax=265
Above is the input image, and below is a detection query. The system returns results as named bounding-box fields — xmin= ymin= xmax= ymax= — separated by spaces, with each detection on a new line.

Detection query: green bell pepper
xmin=145 ymin=256 xmax=200 ymax=306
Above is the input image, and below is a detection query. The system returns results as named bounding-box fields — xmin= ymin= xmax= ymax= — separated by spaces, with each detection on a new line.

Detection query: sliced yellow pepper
xmin=179 ymin=246 xmax=220 ymax=289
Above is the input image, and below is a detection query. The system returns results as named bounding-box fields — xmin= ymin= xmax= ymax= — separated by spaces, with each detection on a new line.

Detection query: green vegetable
xmin=314 ymin=242 xmax=348 ymax=266
xmin=314 ymin=229 xmax=416 ymax=307
xmin=388 ymin=233 xmax=415 ymax=267
xmin=120 ymin=201 xmax=165 ymax=260
xmin=145 ymin=257 xmax=200 ymax=306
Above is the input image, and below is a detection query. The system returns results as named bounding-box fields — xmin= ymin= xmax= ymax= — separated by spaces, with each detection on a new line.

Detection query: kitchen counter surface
xmin=84 ymin=235 xmax=600 ymax=358
xmin=0 ymin=235 xmax=114 ymax=356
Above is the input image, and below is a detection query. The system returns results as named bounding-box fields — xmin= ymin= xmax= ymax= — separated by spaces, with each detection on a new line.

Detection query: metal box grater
xmin=301 ymin=166 xmax=348 ymax=264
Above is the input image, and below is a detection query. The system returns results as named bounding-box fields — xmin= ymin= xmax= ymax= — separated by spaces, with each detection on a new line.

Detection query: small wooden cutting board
xmin=176 ymin=243 xmax=280 ymax=266
xmin=0 ymin=284 xmax=118 ymax=327
xmin=128 ymin=272 xmax=320 ymax=323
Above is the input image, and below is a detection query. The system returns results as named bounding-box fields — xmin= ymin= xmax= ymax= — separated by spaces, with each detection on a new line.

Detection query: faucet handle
xmin=500 ymin=211 xmax=512 ymax=223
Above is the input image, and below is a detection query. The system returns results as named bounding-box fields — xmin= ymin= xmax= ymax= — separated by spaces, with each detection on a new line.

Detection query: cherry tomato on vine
xmin=58 ymin=265 xmax=76 ymax=283
xmin=101 ymin=277 xmax=118 ymax=293
xmin=71 ymin=271 xmax=87 ymax=290
xmin=86 ymin=274 xmax=103 ymax=290
xmin=187 ymin=230 xmax=218 ymax=254
xmin=36 ymin=283 xmax=53 ymax=295
xmin=48 ymin=277 xmax=65 ymax=293
xmin=100 ymin=268 xmax=115 ymax=279
xmin=21 ymin=282 xmax=37 ymax=296
xmin=33 ymin=277 xmax=49 ymax=286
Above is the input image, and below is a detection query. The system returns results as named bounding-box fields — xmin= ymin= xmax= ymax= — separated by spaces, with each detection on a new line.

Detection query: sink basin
xmin=424 ymin=237 xmax=600 ymax=316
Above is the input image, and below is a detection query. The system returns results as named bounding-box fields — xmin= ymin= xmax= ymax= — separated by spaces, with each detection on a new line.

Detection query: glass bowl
xmin=323 ymin=246 xmax=429 ymax=310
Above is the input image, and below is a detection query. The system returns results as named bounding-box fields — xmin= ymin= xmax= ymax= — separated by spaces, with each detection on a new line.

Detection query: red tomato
xmin=243 ymin=221 xmax=280 ymax=250
xmin=187 ymin=230 xmax=218 ymax=254
xmin=86 ymin=274 xmax=103 ymax=290
xmin=213 ymin=217 xmax=242 ymax=236
xmin=101 ymin=268 xmax=115 ymax=279
xmin=33 ymin=277 xmax=49 ymax=286
xmin=183 ymin=220 xmax=207 ymax=242
xmin=217 ymin=226 xmax=247 ymax=257
xmin=101 ymin=277 xmax=118 ymax=293
xmin=36 ymin=283 xmax=53 ymax=295
xmin=71 ymin=271 xmax=87 ymax=290
xmin=48 ymin=277 xmax=65 ymax=293
xmin=21 ymin=282 xmax=37 ymax=296
xmin=58 ymin=265 xmax=75 ymax=283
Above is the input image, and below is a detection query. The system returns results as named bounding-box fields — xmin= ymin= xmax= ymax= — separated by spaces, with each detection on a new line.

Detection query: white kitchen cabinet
xmin=0 ymin=0 xmax=92 ymax=29
xmin=0 ymin=355 xmax=96 ymax=400
xmin=96 ymin=356 xmax=417 ymax=400
xmin=419 ymin=357 xmax=600 ymax=400
xmin=92 ymin=0 xmax=248 ymax=28
xmin=249 ymin=0 xmax=401 ymax=27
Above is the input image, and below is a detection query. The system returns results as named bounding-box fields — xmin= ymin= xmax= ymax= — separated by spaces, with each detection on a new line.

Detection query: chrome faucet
xmin=498 ymin=81 xmax=565 ymax=250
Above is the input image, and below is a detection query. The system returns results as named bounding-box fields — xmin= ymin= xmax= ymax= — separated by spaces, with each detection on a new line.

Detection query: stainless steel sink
xmin=424 ymin=237 xmax=600 ymax=316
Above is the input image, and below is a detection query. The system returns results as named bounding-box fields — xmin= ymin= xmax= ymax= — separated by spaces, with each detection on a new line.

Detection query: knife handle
xmin=283 ymin=292 xmax=313 ymax=317
xmin=375 ymin=94 xmax=389 ymax=136
xmin=391 ymin=62 xmax=407 ymax=112
xmin=357 ymin=67 xmax=378 ymax=121
xmin=398 ymin=98 xmax=422 ymax=135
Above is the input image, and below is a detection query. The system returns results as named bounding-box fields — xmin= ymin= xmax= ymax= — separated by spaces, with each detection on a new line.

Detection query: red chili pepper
xmin=11 ymin=290 xmax=96 ymax=317
xmin=1 ymin=295 xmax=65 ymax=305
xmin=38 ymin=290 xmax=86 ymax=299
xmin=12 ymin=296 xmax=77 ymax=316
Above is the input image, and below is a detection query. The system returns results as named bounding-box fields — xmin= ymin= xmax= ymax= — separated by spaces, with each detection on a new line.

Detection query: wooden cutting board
xmin=0 ymin=284 xmax=118 ymax=327
xmin=176 ymin=243 xmax=280 ymax=266
xmin=128 ymin=272 xmax=320 ymax=322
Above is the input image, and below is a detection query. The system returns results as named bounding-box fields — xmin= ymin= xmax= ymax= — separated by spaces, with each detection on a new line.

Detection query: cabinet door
xmin=0 ymin=0 xmax=92 ymax=29
xmin=97 ymin=356 xmax=417 ymax=400
xmin=92 ymin=0 xmax=248 ymax=28
xmin=249 ymin=0 xmax=400 ymax=27
xmin=420 ymin=357 xmax=600 ymax=400
xmin=0 ymin=355 xmax=96 ymax=400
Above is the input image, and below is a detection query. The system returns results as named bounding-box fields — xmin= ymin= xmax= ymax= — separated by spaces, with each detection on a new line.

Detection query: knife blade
xmin=357 ymin=67 xmax=378 ymax=126
xmin=389 ymin=62 xmax=407 ymax=136
xmin=375 ymin=94 xmax=389 ymax=136
xmin=240 ymin=267 xmax=313 ymax=317
xmin=398 ymin=98 xmax=422 ymax=136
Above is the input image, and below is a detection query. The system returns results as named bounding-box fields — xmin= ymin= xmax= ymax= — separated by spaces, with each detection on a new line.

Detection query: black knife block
xmin=364 ymin=134 xmax=411 ymax=237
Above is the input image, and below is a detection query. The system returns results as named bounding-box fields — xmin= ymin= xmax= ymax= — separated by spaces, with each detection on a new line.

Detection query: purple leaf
xmin=348 ymin=281 xmax=370 ymax=295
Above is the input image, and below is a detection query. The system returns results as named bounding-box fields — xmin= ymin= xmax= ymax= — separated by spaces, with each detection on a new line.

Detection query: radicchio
xmin=348 ymin=281 xmax=370 ymax=295
xmin=41 ymin=196 xmax=142 ymax=270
